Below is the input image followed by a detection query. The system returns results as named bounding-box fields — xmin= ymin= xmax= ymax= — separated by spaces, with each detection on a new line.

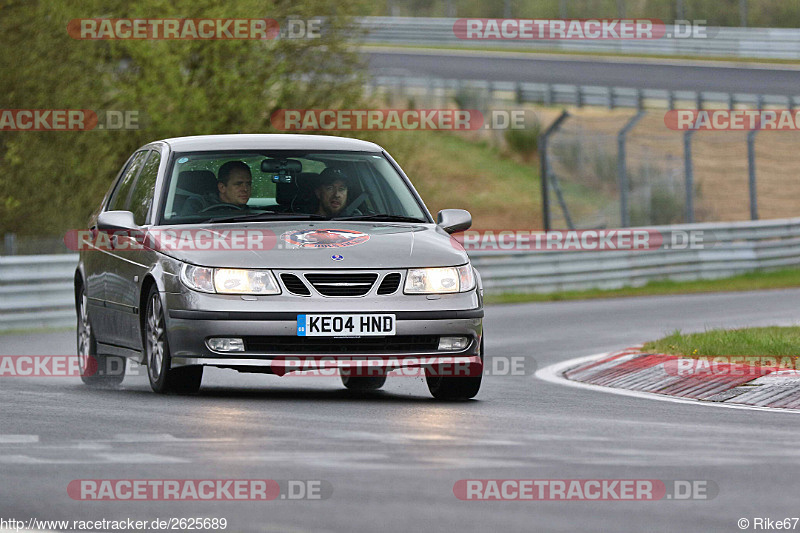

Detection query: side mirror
xmin=437 ymin=209 xmax=472 ymax=234
xmin=97 ymin=210 xmax=138 ymax=232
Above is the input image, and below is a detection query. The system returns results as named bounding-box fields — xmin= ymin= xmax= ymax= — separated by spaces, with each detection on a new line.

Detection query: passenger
xmin=315 ymin=168 xmax=349 ymax=217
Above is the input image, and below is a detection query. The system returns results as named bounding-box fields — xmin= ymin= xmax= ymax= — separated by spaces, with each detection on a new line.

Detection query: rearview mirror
xmin=97 ymin=210 xmax=138 ymax=232
xmin=261 ymin=158 xmax=302 ymax=184
xmin=437 ymin=209 xmax=472 ymax=234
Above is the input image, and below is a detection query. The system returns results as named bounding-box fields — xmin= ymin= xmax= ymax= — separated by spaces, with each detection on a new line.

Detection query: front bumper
xmin=165 ymin=308 xmax=482 ymax=373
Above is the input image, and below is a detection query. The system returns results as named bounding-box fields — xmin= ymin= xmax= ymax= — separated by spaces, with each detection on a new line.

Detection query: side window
xmin=129 ymin=150 xmax=161 ymax=225
xmin=108 ymin=150 xmax=147 ymax=212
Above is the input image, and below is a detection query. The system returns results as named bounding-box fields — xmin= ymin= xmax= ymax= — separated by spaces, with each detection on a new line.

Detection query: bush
xmin=504 ymin=119 xmax=541 ymax=160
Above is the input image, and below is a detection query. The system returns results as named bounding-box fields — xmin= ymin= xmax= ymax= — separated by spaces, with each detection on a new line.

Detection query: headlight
xmin=180 ymin=264 xmax=214 ymax=293
xmin=214 ymin=268 xmax=280 ymax=295
xmin=404 ymin=265 xmax=475 ymax=294
xmin=180 ymin=264 xmax=280 ymax=295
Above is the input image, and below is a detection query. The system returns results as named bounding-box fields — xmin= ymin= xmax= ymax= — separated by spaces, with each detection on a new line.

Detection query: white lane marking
xmin=0 ymin=453 xmax=189 ymax=465
xmin=0 ymin=435 xmax=38 ymax=443
xmin=328 ymin=431 xmax=520 ymax=446
xmin=110 ymin=434 xmax=236 ymax=443
xmin=227 ymin=451 xmax=529 ymax=470
xmin=535 ymin=352 xmax=800 ymax=415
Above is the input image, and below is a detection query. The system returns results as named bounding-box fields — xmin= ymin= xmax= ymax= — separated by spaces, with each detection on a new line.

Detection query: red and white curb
xmin=535 ymin=348 xmax=800 ymax=414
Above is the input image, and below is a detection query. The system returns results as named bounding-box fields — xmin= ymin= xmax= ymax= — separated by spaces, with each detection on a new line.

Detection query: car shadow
xmin=71 ymin=382 xmax=479 ymax=404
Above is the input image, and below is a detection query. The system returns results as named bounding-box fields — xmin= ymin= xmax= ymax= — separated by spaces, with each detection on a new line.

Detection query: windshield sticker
xmin=281 ymin=229 xmax=370 ymax=248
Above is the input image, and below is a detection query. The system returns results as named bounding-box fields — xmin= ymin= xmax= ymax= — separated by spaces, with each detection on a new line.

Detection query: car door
xmin=109 ymin=147 xmax=163 ymax=349
xmin=96 ymin=149 xmax=149 ymax=347
xmin=82 ymin=153 xmax=139 ymax=329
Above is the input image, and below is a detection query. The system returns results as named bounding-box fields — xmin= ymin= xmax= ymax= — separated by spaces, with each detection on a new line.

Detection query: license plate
xmin=297 ymin=314 xmax=396 ymax=337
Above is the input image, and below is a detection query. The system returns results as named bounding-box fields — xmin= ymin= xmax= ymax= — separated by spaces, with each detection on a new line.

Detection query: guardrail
xmin=359 ymin=17 xmax=800 ymax=60
xmin=3 ymin=217 xmax=800 ymax=331
xmin=0 ymin=254 xmax=77 ymax=332
xmin=367 ymin=75 xmax=800 ymax=110
xmin=470 ymin=217 xmax=800 ymax=293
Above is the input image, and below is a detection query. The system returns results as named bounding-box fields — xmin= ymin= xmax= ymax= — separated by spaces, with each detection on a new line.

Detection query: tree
xmin=0 ymin=0 xmax=368 ymax=235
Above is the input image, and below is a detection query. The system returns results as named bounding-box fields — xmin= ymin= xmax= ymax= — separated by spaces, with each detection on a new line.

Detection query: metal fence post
xmin=747 ymin=130 xmax=759 ymax=220
xmin=747 ymin=94 xmax=764 ymax=220
xmin=740 ymin=0 xmax=748 ymax=27
xmin=539 ymin=110 xmax=570 ymax=231
xmin=3 ymin=233 xmax=17 ymax=256
xmin=617 ymin=111 xmax=646 ymax=227
xmin=684 ymin=129 xmax=696 ymax=223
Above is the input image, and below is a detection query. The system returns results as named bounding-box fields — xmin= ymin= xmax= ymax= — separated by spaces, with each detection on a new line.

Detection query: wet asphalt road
xmin=2 ymin=289 xmax=800 ymax=532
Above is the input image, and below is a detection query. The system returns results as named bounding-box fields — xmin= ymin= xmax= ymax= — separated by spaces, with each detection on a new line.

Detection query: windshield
xmin=160 ymin=150 xmax=430 ymax=225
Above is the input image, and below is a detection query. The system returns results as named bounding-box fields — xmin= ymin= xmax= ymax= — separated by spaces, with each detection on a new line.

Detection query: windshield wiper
xmin=203 ymin=212 xmax=329 ymax=224
xmin=333 ymin=214 xmax=428 ymax=223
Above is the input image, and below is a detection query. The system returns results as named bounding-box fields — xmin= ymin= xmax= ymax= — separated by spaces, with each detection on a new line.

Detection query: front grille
xmin=304 ymin=273 xmax=378 ymax=296
xmin=281 ymin=274 xmax=311 ymax=296
xmin=377 ymin=273 xmax=402 ymax=295
xmin=243 ymin=335 xmax=440 ymax=354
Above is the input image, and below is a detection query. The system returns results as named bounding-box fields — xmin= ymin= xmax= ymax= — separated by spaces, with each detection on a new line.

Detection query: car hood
xmin=153 ymin=222 xmax=469 ymax=269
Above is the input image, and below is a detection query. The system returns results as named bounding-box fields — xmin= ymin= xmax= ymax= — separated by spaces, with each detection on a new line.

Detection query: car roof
xmin=156 ymin=134 xmax=384 ymax=152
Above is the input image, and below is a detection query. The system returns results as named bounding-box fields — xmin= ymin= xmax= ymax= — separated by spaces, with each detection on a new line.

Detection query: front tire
xmin=76 ymin=284 xmax=125 ymax=387
xmin=144 ymin=285 xmax=203 ymax=394
xmin=425 ymin=338 xmax=483 ymax=400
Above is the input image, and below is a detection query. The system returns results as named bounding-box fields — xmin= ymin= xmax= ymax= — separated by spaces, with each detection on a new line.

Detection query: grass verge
xmin=643 ymin=327 xmax=800 ymax=365
xmin=484 ymin=267 xmax=800 ymax=305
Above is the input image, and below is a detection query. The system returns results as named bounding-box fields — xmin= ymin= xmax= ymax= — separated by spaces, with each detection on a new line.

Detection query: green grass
xmin=643 ymin=327 xmax=800 ymax=364
xmin=362 ymin=129 xmax=608 ymax=229
xmin=484 ymin=267 xmax=800 ymax=304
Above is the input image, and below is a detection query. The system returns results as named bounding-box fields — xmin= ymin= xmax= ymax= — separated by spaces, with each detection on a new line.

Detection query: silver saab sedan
xmin=75 ymin=134 xmax=484 ymax=399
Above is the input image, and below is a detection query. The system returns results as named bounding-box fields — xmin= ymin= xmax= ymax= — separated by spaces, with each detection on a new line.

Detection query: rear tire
xmin=341 ymin=373 xmax=386 ymax=391
xmin=76 ymin=284 xmax=125 ymax=387
xmin=144 ymin=285 xmax=203 ymax=394
xmin=425 ymin=338 xmax=483 ymax=400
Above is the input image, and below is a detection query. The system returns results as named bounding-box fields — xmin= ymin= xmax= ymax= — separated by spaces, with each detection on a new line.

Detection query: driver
xmin=181 ymin=161 xmax=252 ymax=215
xmin=217 ymin=161 xmax=252 ymax=207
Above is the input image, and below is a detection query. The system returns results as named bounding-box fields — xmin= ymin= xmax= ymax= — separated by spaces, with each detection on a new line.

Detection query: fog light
xmin=207 ymin=338 xmax=245 ymax=352
xmin=438 ymin=336 xmax=469 ymax=351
